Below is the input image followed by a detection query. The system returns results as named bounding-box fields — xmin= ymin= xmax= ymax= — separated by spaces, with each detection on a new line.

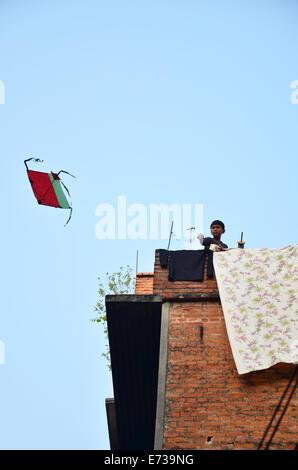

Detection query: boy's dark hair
xmin=210 ymin=220 xmax=225 ymax=230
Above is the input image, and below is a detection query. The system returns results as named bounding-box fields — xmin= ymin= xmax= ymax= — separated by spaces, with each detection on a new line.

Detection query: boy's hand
xmin=210 ymin=244 xmax=221 ymax=252
xmin=197 ymin=233 xmax=204 ymax=240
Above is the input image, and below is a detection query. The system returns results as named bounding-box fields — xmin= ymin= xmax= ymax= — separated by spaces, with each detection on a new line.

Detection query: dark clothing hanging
xmin=159 ymin=249 xmax=169 ymax=268
xmin=206 ymin=250 xmax=214 ymax=279
xmin=167 ymin=249 xmax=213 ymax=282
xmin=168 ymin=250 xmax=206 ymax=282
xmin=158 ymin=248 xmax=214 ymax=281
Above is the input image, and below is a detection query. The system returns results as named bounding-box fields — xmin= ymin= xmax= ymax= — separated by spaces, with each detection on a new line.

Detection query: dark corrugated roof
xmin=105 ymin=398 xmax=119 ymax=450
xmin=106 ymin=295 xmax=162 ymax=450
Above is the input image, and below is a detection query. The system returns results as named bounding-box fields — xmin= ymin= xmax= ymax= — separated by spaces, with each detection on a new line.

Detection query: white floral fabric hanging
xmin=213 ymin=244 xmax=298 ymax=374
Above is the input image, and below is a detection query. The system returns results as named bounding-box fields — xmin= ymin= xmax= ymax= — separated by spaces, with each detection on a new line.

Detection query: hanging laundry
xmin=164 ymin=249 xmax=214 ymax=282
xmin=159 ymin=249 xmax=169 ymax=268
xmin=213 ymin=244 xmax=298 ymax=374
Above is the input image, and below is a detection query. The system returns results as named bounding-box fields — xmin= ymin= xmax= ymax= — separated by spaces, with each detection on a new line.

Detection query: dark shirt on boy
xmin=201 ymin=237 xmax=228 ymax=250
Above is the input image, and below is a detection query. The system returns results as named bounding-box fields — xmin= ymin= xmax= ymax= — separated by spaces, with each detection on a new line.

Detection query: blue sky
xmin=0 ymin=0 xmax=297 ymax=449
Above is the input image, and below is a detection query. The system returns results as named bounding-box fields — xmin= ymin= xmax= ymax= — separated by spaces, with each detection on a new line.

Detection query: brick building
xmin=105 ymin=249 xmax=297 ymax=450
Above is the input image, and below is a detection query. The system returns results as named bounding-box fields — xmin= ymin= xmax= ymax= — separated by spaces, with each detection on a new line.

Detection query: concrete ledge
xmin=162 ymin=293 xmax=220 ymax=302
xmin=106 ymin=294 xmax=162 ymax=303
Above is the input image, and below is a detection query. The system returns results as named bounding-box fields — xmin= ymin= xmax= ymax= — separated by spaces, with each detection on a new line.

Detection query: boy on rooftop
xmin=197 ymin=220 xmax=228 ymax=251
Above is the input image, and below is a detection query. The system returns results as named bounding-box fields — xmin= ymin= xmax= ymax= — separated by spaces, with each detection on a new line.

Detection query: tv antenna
xmin=186 ymin=227 xmax=195 ymax=247
xmin=136 ymin=249 xmax=139 ymax=274
xmin=167 ymin=221 xmax=174 ymax=250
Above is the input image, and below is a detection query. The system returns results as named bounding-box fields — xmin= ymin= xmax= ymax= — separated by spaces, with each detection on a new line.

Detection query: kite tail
xmin=64 ymin=207 xmax=73 ymax=226
xmin=57 ymin=170 xmax=76 ymax=179
xmin=60 ymin=177 xmax=75 ymax=227
xmin=24 ymin=157 xmax=44 ymax=170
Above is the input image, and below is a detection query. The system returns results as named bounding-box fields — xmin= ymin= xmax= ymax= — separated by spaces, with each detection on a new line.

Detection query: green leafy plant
xmin=92 ymin=265 xmax=135 ymax=369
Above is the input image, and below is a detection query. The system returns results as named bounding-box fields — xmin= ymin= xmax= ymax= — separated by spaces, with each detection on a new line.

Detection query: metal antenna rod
xmin=167 ymin=221 xmax=174 ymax=250
xmin=136 ymin=250 xmax=139 ymax=274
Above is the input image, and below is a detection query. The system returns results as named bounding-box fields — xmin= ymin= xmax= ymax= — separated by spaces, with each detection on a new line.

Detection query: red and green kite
xmin=25 ymin=158 xmax=75 ymax=225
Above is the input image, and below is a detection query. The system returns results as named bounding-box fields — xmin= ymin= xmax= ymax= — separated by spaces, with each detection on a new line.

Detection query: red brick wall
xmin=135 ymin=273 xmax=154 ymax=295
xmin=153 ymin=250 xmax=297 ymax=450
